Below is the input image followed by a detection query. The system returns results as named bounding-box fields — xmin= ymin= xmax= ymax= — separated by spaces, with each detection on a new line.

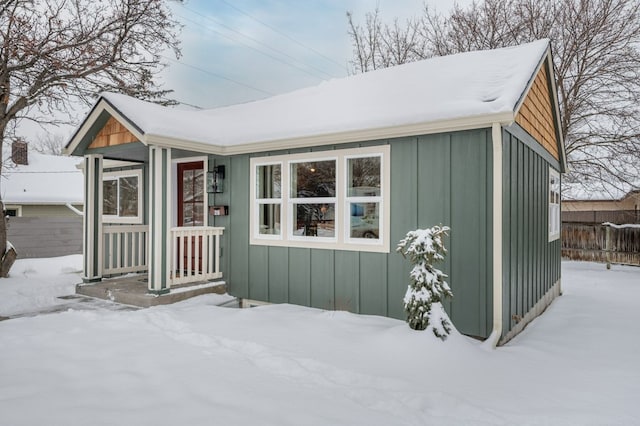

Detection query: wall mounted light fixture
xmin=207 ymin=165 xmax=225 ymax=193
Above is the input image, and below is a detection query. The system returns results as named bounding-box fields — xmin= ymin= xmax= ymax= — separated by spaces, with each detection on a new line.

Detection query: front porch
xmin=79 ymin=223 xmax=226 ymax=304
xmin=79 ymin=142 xmax=227 ymax=300
xmin=76 ymin=274 xmax=228 ymax=308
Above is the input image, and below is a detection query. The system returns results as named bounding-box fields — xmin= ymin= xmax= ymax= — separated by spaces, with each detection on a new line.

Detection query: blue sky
xmin=22 ymin=0 xmax=473 ymax=142
xmin=159 ymin=0 xmax=469 ymax=109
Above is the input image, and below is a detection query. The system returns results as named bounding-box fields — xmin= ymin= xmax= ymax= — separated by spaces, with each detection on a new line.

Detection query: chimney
xmin=11 ymin=140 xmax=28 ymax=165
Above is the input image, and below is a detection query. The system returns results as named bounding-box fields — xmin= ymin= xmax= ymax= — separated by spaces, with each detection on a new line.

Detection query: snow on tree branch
xmin=397 ymin=225 xmax=453 ymax=339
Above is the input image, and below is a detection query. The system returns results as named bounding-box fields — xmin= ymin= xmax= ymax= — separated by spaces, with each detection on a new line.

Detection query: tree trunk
xmin=0 ymin=242 xmax=17 ymax=278
xmin=0 ymin=200 xmax=14 ymax=277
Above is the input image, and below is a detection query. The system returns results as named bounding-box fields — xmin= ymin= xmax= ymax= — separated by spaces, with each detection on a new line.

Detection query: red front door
xmin=177 ymin=161 xmax=205 ymax=273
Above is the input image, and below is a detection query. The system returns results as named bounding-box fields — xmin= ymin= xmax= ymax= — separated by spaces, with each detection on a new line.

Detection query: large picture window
xmin=549 ymin=167 xmax=560 ymax=241
xmin=250 ymin=146 xmax=390 ymax=252
xmin=290 ymin=159 xmax=336 ymax=239
xmin=103 ymin=169 xmax=143 ymax=224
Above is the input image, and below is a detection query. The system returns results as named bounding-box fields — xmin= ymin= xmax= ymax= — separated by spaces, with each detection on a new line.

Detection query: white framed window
xmin=289 ymin=158 xmax=337 ymax=241
xmin=250 ymin=145 xmax=390 ymax=253
xmin=103 ymin=168 xmax=143 ymax=224
xmin=549 ymin=167 xmax=560 ymax=241
xmin=255 ymin=162 xmax=282 ymax=239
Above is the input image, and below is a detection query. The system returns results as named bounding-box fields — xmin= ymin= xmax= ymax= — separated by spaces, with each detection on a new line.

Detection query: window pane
xmin=183 ymin=170 xmax=194 ymax=202
xmin=292 ymin=203 xmax=335 ymax=237
xmin=291 ymin=161 xmax=336 ymax=198
xmin=119 ymin=176 xmax=138 ymax=217
xmin=257 ymin=164 xmax=281 ymax=199
xmin=348 ymin=157 xmax=380 ymax=197
xmin=194 ymin=170 xmax=204 ymax=202
xmin=103 ymin=180 xmax=117 ymax=215
xmin=349 ymin=202 xmax=379 ymax=239
xmin=259 ymin=203 xmax=281 ymax=235
xmin=192 ymin=203 xmax=204 ymax=226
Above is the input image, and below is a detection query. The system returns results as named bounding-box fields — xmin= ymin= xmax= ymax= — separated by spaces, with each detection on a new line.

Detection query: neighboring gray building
xmin=66 ymin=39 xmax=566 ymax=345
xmin=2 ymin=143 xmax=84 ymax=258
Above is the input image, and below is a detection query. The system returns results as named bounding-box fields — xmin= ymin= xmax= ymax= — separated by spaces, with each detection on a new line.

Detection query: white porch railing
xmin=170 ymin=226 xmax=224 ymax=285
xmin=103 ymin=225 xmax=149 ymax=275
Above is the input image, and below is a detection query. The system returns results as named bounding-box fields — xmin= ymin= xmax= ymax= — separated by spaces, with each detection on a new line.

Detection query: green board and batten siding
xmin=214 ymin=128 xmax=495 ymax=339
xmin=501 ymin=127 xmax=561 ymax=337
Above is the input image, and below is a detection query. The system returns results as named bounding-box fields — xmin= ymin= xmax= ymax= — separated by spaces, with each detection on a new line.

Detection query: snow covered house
xmin=65 ymin=39 xmax=566 ymax=344
xmin=563 ymin=188 xmax=640 ymax=224
xmin=2 ymin=142 xmax=84 ymax=258
xmin=2 ymin=142 xmax=83 ymax=218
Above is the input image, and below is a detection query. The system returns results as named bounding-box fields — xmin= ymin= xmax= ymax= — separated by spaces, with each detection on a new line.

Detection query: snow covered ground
xmin=0 ymin=257 xmax=638 ymax=425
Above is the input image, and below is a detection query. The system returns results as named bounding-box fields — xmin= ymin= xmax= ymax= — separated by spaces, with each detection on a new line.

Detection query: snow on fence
xmin=562 ymin=223 xmax=640 ymax=266
xmin=170 ymin=226 xmax=223 ymax=285
xmin=103 ymin=225 xmax=148 ymax=275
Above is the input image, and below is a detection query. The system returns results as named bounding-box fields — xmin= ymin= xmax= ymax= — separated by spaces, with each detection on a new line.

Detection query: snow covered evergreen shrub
xmin=397 ymin=226 xmax=453 ymax=339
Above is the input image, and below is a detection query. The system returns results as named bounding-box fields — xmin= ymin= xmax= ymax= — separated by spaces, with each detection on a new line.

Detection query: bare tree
xmin=33 ymin=132 xmax=66 ymax=155
xmin=347 ymin=0 xmax=640 ymax=196
xmin=0 ymin=0 xmax=181 ymax=275
xmin=347 ymin=9 xmax=427 ymax=73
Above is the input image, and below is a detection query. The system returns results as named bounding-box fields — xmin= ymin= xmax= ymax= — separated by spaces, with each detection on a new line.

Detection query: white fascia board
xmin=65 ymin=100 xmax=146 ymax=156
xmin=4 ymin=200 xmax=83 ymax=206
xmin=145 ymin=111 xmax=515 ymax=157
xmin=544 ymin=50 xmax=568 ymax=172
xmin=76 ymin=159 xmax=143 ymax=170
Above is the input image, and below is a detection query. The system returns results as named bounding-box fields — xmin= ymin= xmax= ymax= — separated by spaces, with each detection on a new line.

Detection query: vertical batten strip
xmin=490 ymin=123 xmax=503 ymax=347
xmin=83 ymin=154 xmax=103 ymax=282
xmin=148 ymin=146 xmax=172 ymax=294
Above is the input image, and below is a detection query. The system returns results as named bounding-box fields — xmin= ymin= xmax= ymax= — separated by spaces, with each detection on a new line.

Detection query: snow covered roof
xmin=1 ymin=150 xmax=83 ymax=205
xmin=69 ymin=39 xmax=553 ymax=155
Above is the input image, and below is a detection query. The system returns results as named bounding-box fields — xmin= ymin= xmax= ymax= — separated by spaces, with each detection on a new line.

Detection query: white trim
xmin=251 ymin=161 xmax=284 ymax=240
xmin=83 ymin=154 xmax=103 ymax=281
xmin=489 ymin=123 xmax=503 ymax=348
xmin=171 ymin=156 xmax=208 ymax=228
xmin=142 ymin=112 xmax=514 ymax=157
xmin=288 ymin=156 xmax=338 ymax=243
xmin=67 ymin=98 xmax=516 ymax=159
xmin=250 ymin=145 xmax=390 ymax=253
xmin=65 ymin=101 xmax=145 ymax=155
xmin=549 ymin=167 xmax=561 ymax=241
xmin=344 ymin=153 xmax=385 ymax=245
xmin=102 ymin=168 xmax=144 ymax=224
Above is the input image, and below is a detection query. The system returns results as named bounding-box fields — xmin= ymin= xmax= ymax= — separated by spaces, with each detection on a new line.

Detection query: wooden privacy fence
xmin=562 ymin=224 xmax=640 ymax=266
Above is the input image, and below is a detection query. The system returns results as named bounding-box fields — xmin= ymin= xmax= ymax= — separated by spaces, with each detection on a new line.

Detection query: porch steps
xmin=76 ymin=276 xmax=227 ymax=308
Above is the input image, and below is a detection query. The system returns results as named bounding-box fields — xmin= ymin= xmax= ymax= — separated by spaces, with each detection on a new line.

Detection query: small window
xmin=103 ymin=169 xmax=143 ymax=224
xmin=346 ymin=155 xmax=382 ymax=241
xmin=255 ymin=163 xmax=282 ymax=237
xmin=549 ymin=167 xmax=560 ymax=241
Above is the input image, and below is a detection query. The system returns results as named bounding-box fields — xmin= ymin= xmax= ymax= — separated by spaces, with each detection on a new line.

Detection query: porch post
xmin=83 ymin=154 xmax=103 ymax=282
xmin=148 ymin=146 xmax=172 ymax=294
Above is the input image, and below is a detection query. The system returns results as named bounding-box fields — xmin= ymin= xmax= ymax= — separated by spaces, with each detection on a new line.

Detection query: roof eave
xmin=145 ymin=111 xmax=516 ymax=156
